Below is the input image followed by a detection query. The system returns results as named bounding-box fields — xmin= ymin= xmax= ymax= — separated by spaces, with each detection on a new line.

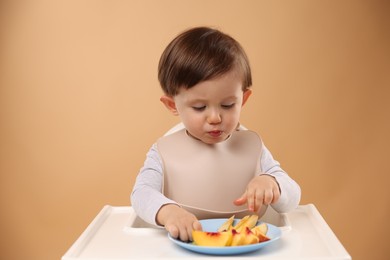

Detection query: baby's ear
xmin=160 ymin=95 xmax=179 ymax=115
xmin=242 ymin=89 xmax=252 ymax=106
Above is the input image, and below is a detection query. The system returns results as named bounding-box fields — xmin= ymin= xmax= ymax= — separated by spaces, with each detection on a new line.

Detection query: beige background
xmin=0 ymin=0 xmax=389 ymax=259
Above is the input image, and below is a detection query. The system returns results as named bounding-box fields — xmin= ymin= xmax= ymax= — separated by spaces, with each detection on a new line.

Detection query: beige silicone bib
xmin=157 ymin=129 xmax=267 ymax=219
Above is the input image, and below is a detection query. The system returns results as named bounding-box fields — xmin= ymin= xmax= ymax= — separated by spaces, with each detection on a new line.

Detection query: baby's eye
xmin=221 ymin=103 xmax=235 ymax=109
xmin=192 ymin=106 xmax=206 ymax=111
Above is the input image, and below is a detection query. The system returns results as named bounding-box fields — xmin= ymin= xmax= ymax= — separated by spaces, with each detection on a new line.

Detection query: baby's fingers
xmin=233 ymin=193 xmax=247 ymax=206
xmin=193 ymin=220 xmax=202 ymax=231
xmin=246 ymin=189 xmax=257 ymax=212
xmin=263 ymin=189 xmax=274 ymax=205
xmin=189 ymin=221 xmax=202 ymax=241
xmin=235 ymin=190 xmax=257 ymax=212
xmin=166 ymin=224 xmax=191 ymax=242
xmin=272 ymin=186 xmax=281 ymax=203
xmin=254 ymin=189 xmax=264 ymax=212
xmin=166 ymin=224 xmax=179 ymax=239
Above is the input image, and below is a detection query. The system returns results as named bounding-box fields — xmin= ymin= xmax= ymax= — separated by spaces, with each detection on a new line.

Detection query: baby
xmin=131 ymin=26 xmax=301 ymax=242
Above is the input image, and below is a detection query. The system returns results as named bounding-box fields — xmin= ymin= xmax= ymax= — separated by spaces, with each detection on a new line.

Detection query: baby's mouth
xmin=208 ymin=130 xmax=222 ymax=137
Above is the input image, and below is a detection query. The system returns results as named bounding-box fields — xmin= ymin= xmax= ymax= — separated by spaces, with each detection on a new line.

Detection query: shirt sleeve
xmin=259 ymin=143 xmax=301 ymax=213
xmin=130 ymin=143 xmax=178 ymax=226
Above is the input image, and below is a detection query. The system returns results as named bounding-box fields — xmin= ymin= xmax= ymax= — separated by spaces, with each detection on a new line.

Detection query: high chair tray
xmin=62 ymin=204 xmax=351 ymax=259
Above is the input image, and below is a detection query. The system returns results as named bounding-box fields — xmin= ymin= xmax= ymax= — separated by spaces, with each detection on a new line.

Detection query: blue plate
xmin=168 ymin=218 xmax=282 ymax=255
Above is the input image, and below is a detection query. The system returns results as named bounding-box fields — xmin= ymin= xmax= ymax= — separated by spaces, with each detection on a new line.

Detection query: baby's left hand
xmin=233 ymin=175 xmax=281 ymax=213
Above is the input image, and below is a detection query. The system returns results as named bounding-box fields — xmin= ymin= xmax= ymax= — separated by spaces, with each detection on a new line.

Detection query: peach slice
xmin=243 ymin=227 xmax=260 ymax=245
xmin=217 ymin=215 xmax=235 ymax=232
xmin=251 ymin=223 xmax=268 ymax=235
xmin=192 ymin=215 xmax=271 ymax=247
xmin=251 ymin=223 xmax=270 ymax=242
xmin=234 ymin=215 xmax=259 ymax=233
xmin=231 ymin=227 xmax=259 ymax=246
xmin=192 ymin=230 xmax=233 ymax=247
xmin=230 ymin=229 xmax=246 ymax=246
xmin=232 ymin=215 xmax=249 ymax=231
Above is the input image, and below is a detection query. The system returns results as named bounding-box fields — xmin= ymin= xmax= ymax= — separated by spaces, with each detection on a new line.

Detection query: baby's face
xmin=173 ymin=70 xmax=251 ymax=144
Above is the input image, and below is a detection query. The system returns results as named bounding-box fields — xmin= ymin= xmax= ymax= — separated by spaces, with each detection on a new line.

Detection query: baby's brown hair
xmin=158 ymin=27 xmax=252 ymax=96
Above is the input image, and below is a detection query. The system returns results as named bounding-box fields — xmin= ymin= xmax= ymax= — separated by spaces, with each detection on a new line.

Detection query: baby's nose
xmin=207 ymin=109 xmax=222 ymax=124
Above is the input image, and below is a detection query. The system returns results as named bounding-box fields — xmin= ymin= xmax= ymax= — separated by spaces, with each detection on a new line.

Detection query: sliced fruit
xmin=243 ymin=227 xmax=260 ymax=245
xmin=235 ymin=215 xmax=259 ymax=233
xmin=256 ymin=231 xmax=270 ymax=242
xmin=251 ymin=223 xmax=270 ymax=242
xmin=193 ymin=215 xmax=271 ymax=247
xmin=230 ymin=227 xmax=259 ymax=246
xmin=232 ymin=215 xmax=249 ymax=231
xmin=192 ymin=230 xmax=233 ymax=247
xmin=230 ymin=229 xmax=246 ymax=246
xmin=251 ymin=223 xmax=268 ymax=236
xmin=217 ymin=215 xmax=235 ymax=232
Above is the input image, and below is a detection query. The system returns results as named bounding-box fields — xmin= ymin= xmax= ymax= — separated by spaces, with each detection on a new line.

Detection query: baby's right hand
xmin=156 ymin=204 xmax=202 ymax=242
